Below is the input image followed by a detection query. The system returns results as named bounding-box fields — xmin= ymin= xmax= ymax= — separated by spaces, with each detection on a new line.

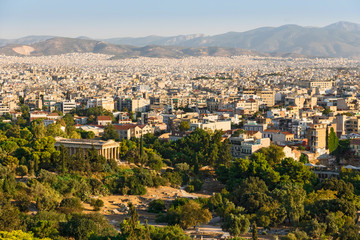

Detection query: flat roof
xmin=55 ymin=137 xmax=116 ymax=146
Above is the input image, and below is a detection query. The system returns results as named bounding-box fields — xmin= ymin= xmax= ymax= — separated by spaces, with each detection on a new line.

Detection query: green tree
xmin=90 ymin=199 xmax=104 ymax=211
xmin=328 ymin=127 xmax=339 ymax=154
xmin=336 ymin=223 xmax=360 ymax=240
xmin=257 ymin=144 xmax=285 ymax=166
xmin=148 ymin=199 xmax=166 ymax=213
xmin=275 ymin=158 xmax=314 ymax=184
xmin=31 ymin=121 xmax=46 ymax=139
xmin=102 ymin=124 xmax=119 ymax=141
xmin=252 ymin=222 xmax=258 ymax=240
xmin=179 ymin=121 xmax=190 ymax=133
xmin=20 ymin=127 xmax=33 ymax=141
xmin=15 ymin=165 xmax=28 ymax=178
xmin=299 ymin=154 xmax=309 ymax=164
xmin=150 ymin=225 xmax=191 ymax=240
xmin=272 ymin=184 xmax=306 ymax=224
xmin=46 ymin=123 xmax=65 ymax=137
xmin=0 ymin=202 xmax=22 ymax=231
xmin=61 ymin=213 xmax=116 ymax=240
xmin=179 ymin=200 xmax=212 ymax=229
xmin=222 ymin=213 xmax=250 ymax=237
xmin=58 ymin=197 xmax=83 ymax=213
xmin=0 ymin=230 xmax=50 ymax=240
xmin=120 ymin=202 xmax=146 ymax=240
xmin=58 ymin=144 xmax=69 ymax=174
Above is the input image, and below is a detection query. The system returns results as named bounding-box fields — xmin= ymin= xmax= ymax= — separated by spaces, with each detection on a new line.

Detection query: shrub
xmin=186 ymin=179 xmax=203 ymax=192
xmin=58 ymin=197 xmax=83 ymax=213
xmin=36 ymin=195 xmax=59 ymax=212
xmin=90 ymin=199 xmax=104 ymax=211
xmin=15 ymin=165 xmax=28 ymax=178
xmin=163 ymin=171 xmax=182 ymax=188
xmin=185 ymin=185 xmax=195 ymax=192
xmin=148 ymin=199 xmax=166 ymax=213
xmin=14 ymin=192 xmax=31 ymax=212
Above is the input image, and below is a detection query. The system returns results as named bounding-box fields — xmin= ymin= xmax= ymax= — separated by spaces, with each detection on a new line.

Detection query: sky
xmin=0 ymin=0 xmax=360 ymax=39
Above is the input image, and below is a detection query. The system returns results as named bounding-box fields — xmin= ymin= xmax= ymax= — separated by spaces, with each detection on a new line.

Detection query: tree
xmin=6 ymin=125 xmax=20 ymax=138
xmin=1 ymin=141 xmax=19 ymax=154
xmin=336 ymin=223 xmax=360 ymax=240
xmin=328 ymin=127 xmax=339 ymax=154
xmin=0 ymin=230 xmax=50 ymax=240
xmin=139 ymin=135 xmax=147 ymax=166
xmin=257 ymin=144 xmax=285 ymax=166
xmin=222 ymin=213 xmax=250 ymax=237
xmin=305 ymin=219 xmax=326 ymax=239
xmin=58 ymin=144 xmax=69 ymax=174
xmin=0 ymin=202 xmax=22 ymax=231
xmin=252 ymin=222 xmax=258 ymax=240
xmin=272 ymin=184 xmax=306 ymax=223
xmin=299 ymin=154 xmax=308 ymax=164
xmin=31 ymin=121 xmax=46 ymax=139
xmin=102 ymin=124 xmax=119 ymax=141
xmin=119 ymin=141 xmax=129 ymax=159
xmin=179 ymin=200 xmax=212 ymax=229
xmin=148 ymin=199 xmax=166 ymax=213
xmin=20 ymin=128 xmax=33 ymax=141
xmin=36 ymin=195 xmax=59 ymax=212
xmin=63 ymin=113 xmax=75 ymax=126
xmin=150 ymin=225 xmax=191 ymax=240
xmin=58 ymin=197 xmax=83 ymax=213
xmin=179 ymin=121 xmax=190 ymax=134
xmin=46 ymin=123 xmax=65 ymax=137
xmin=120 ymin=202 xmax=147 ymax=240
xmin=275 ymin=158 xmax=314 ymax=184
xmin=90 ymin=199 xmax=104 ymax=211
xmin=15 ymin=165 xmax=28 ymax=178
xmin=62 ymin=213 xmax=116 ymax=240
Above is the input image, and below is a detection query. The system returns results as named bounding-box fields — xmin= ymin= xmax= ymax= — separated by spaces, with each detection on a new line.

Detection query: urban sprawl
xmin=1 ymin=53 xmax=360 ymax=238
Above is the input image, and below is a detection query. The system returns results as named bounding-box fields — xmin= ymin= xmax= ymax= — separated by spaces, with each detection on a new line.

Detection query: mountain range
xmin=1 ymin=21 xmax=360 ymax=58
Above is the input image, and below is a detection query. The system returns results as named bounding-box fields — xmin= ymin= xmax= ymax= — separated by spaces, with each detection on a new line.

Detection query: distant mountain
xmin=105 ymin=34 xmax=204 ymax=47
xmin=0 ymin=37 xmax=268 ymax=58
xmin=2 ymin=21 xmax=359 ymax=57
xmin=102 ymin=21 xmax=360 ymax=57
xmin=0 ymin=35 xmax=55 ymax=47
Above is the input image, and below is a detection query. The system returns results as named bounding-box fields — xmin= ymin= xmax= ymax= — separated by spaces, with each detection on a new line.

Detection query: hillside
xmin=0 ymin=37 xmax=267 ymax=58
xmin=104 ymin=21 xmax=360 ymax=57
xmin=2 ymin=21 xmax=360 ymax=57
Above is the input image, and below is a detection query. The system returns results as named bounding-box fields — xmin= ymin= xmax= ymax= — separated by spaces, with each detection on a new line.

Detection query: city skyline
xmin=0 ymin=0 xmax=359 ymax=39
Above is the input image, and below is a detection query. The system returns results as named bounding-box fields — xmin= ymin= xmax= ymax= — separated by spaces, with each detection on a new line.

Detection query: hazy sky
xmin=1 ymin=0 xmax=359 ymax=39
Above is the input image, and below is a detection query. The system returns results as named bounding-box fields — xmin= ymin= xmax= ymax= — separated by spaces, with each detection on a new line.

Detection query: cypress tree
xmin=252 ymin=222 xmax=258 ymax=240
xmin=328 ymin=127 xmax=339 ymax=154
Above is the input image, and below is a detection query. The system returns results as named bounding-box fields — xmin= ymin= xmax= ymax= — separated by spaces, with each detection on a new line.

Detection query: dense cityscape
xmin=0 ymin=52 xmax=359 ymax=239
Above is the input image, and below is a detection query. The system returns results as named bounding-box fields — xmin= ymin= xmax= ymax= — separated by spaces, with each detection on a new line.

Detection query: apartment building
xmin=307 ymin=123 xmax=327 ymax=154
xmin=87 ymin=98 xmax=114 ymax=112
xmin=61 ymin=100 xmax=76 ymax=114
xmin=243 ymin=121 xmax=268 ymax=133
xmin=262 ymin=130 xmax=295 ymax=145
xmin=97 ymin=116 xmax=112 ymax=126
xmin=350 ymin=138 xmax=360 ymax=157
xmin=230 ymin=137 xmax=270 ymax=158
xmin=114 ymin=124 xmax=153 ymax=140
xmin=118 ymin=98 xmax=150 ymax=112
